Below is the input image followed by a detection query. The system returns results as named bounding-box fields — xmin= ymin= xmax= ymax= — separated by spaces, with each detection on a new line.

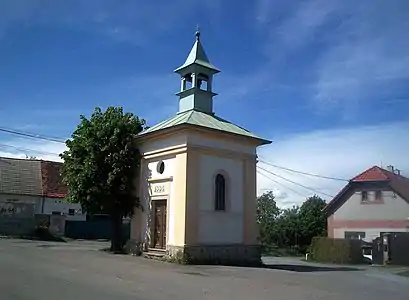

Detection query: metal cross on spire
xmin=195 ymin=24 xmax=201 ymax=40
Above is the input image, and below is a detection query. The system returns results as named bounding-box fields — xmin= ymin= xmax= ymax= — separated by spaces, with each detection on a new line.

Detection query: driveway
xmin=0 ymin=239 xmax=408 ymax=300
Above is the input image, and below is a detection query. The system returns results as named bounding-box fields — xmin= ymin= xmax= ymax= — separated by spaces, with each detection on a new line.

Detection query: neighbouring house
xmin=0 ymin=158 xmax=40 ymax=235
xmin=39 ymin=160 xmax=85 ymax=221
xmin=129 ymin=30 xmax=270 ymax=264
xmin=0 ymin=157 xmax=85 ymax=224
xmin=324 ymin=165 xmax=409 ymax=242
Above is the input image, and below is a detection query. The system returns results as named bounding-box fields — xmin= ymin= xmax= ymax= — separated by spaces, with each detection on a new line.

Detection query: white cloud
xmin=255 ymin=0 xmax=409 ymax=113
xmin=0 ymin=138 xmax=66 ymax=162
xmin=257 ymin=121 xmax=409 ymax=208
xmin=313 ymin=1 xmax=409 ymax=110
xmin=252 ymin=1 xmax=409 ymax=206
xmin=0 ymin=0 xmax=222 ymax=44
xmin=273 ymin=0 xmax=337 ymax=51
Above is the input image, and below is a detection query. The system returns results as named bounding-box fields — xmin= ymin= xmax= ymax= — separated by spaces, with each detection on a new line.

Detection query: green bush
xmin=262 ymin=245 xmax=303 ymax=257
xmin=309 ymin=237 xmax=364 ymax=264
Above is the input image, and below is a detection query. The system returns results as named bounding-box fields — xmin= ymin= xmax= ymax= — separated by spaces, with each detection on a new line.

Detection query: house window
xmin=345 ymin=231 xmax=366 ymax=240
xmin=361 ymin=191 xmax=368 ymax=202
xmin=68 ymin=209 xmax=75 ymax=215
xmin=215 ymin=174 xmax=226 ymax=211
xmin=375 ymin=190 xmax=383 ymax=201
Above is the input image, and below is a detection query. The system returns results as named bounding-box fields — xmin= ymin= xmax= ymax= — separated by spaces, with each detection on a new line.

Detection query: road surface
xmin=0 ymin=239 xmax=408 ymax=300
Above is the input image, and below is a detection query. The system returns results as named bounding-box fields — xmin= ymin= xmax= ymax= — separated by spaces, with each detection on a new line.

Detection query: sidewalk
xmin=371 ymin=265 xmax=409 ymax=277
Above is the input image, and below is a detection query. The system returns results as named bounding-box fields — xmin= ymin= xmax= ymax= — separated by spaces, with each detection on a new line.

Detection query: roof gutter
xmin=136 ymin=123 xmax=272 ymax=146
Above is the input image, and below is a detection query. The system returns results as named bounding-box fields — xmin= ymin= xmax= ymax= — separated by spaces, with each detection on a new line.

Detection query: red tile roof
xmin=40 ymin=161 xmax=68 ymax=198
xmin=351 ymin=166 xmax=391 ymax=182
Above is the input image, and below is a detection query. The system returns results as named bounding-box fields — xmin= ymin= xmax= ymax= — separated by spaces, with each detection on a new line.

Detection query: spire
xmin=174 ymin=29 xmax=220 ymax=74
xmin=174 ymin=29 xmax=220 ymax=115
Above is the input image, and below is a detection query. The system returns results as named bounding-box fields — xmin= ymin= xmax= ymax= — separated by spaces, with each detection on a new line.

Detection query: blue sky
xmin=1 ymin=0 xmax=409 ymax=206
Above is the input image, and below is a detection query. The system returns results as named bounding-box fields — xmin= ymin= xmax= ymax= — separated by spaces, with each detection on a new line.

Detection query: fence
xmin=372 ymin=232 xmax=409 ymax=266
xmin=0 ymin=217 xmax=36 ymax=236
xmin=0 ymin=202 xmax=36 ymax=236
xmin=65 ymin=219 xmax=130 ymax=241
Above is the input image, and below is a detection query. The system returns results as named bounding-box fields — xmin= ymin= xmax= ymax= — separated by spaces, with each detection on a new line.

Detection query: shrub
xmin=309 ymin=237 xmax=364 ymax=264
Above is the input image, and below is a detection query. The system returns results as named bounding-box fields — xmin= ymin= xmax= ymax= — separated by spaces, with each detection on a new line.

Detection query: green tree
xmin=256 ymin=191 xmax=280 ymax=246
xmin=272 ymin=206 xmax=300 ymax=248
xmin=60 ymin=107 xmax=146 ymax=252
xmin=298 ymin=195 xmax=327 ymax=247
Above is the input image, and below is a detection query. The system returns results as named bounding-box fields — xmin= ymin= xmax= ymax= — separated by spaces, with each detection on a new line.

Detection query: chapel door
xmin=153 ymin=200 xmax=167 ymax=249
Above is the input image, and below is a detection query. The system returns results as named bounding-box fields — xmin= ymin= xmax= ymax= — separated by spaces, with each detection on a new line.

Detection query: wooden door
xmin=153 ymin=200 xmax=167 ymax=249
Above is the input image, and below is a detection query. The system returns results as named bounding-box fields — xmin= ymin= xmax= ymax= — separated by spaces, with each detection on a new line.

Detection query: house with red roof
xmin=0 ymin=157 xmax=85 ymax=222
xmin=324 ymin=165 xmax=409 ymax=242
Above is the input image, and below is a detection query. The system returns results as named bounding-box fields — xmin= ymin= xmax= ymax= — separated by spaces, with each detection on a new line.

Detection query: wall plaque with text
xmin=150 ymin=182 xmax=170 ymax=196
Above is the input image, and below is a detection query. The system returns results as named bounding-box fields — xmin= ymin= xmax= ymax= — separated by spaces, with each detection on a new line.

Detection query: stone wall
xmin=167 ymin=244 xmax=262 ymax=266
xmin=0 ymin=201 xmax=37 ymax=236
xmin=0 ymin=217 xmax=36 ymax=236
xmin=0 ymin=214 xmax=65 ymax=237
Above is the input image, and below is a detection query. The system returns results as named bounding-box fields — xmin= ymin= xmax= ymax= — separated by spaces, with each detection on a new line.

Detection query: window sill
xmin=361 ymin=200 xmax=384 ymax=205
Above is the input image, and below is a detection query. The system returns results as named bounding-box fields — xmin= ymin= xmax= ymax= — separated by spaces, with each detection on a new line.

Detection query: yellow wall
xmin=183 ymin=142 xmax=259 ymax=246
xmin=135 ymin=127 xmax=263 ymax=248
xmin=171 ymin=152 xmax=188 ymax=246
xmin=243 ymin=157 xmax=259 ymax=244
xmin=184 ymin=149 xmax=200 ymax=245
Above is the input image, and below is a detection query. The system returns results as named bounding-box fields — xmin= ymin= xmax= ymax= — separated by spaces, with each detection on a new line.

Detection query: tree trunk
xmin=110 ymin=213 xmax=123 ymax=253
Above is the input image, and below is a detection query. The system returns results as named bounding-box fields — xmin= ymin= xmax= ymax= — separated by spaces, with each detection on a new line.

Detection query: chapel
xmin=130 ymin=29 xmax=271 ymax=265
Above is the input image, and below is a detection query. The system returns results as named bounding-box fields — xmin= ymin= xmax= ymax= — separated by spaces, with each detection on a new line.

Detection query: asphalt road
xmin=0 ymin=239 xmax=408 ymax=300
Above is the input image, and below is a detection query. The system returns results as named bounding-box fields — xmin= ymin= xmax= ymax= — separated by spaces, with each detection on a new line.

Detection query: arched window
xmin=215 ymin=174 xmax=226 ymax=211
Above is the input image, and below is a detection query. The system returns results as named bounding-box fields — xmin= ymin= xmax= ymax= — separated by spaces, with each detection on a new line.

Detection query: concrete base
xmin=125 ymin=239 xmax=143 ymax=256
xmin=167 ymin=244 xmax=262 ymax=266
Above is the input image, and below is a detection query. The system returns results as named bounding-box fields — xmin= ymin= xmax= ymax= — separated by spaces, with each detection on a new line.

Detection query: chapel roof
xmin=174 ymin=29 xmax=220 ymax=73
xmin=139 ymin=109 xmax=271 ymax=145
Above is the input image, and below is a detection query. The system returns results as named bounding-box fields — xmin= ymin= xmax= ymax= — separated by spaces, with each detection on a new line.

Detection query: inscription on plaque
xmin=150 ymin=182 xmax=170 ymax=196
xmin=154 ymin=185 xmax=165 ymax=194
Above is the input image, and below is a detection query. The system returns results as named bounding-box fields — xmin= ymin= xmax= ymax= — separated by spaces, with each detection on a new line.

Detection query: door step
xmin=143 ymin=248 xmax=166 ymax=259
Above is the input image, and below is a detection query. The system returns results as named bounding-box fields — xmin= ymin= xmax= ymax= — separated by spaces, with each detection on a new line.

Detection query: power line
xmin=258 ymin=165 xmax=335 ymax=198
xmin=258 ymin=156 xmax=348 ymax=182
xmin=0 ymin=143 xmax=61 ymax=157
xmin=258 ymin=170 xmax=306 ymax=198
xmin=257 ymin=165 xmax=335 ymax=198
xmin=257 ymin=169 xmax=307 ymax=198
xmin=0 ymin=127 xmax=66 ymax=144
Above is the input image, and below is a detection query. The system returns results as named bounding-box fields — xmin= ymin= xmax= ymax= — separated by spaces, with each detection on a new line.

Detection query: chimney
xmin=395 ymin=169 xmax=401 ymax=176
xmin=386 ymin=165 xmax=394 ymax=173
